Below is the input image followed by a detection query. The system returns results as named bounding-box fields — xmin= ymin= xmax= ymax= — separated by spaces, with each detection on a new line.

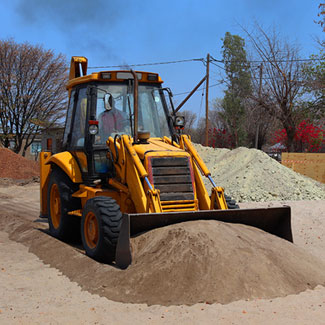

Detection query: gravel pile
xmin=194 ymin=145 xmax=325 ymax=202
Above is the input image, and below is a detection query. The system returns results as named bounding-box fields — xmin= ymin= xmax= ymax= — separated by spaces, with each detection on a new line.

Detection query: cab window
xmin=62 ymin=89 xmax=75 ymax=147
xmin=71 ymin=87 xmax=87 ymax=147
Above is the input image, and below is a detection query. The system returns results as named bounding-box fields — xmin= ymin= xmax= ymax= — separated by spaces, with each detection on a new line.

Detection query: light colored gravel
xmin=194 ymin=145 xmax=325 ymax=202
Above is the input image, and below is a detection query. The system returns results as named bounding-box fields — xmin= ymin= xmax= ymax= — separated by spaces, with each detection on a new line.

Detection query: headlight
xmin=174 ymin=115 xmax=185 ymax=128
xmin=89 ymin=124 xmax=98 ymax=135
xmin=88 ymin=120 xmax=99 ymax=135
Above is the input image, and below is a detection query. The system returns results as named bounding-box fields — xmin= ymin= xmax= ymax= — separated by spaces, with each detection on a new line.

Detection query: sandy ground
xmin=0 ymin=183 xmax=325 ymax=324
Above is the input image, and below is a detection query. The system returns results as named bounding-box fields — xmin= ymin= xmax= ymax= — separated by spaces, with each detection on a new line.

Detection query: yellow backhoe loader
xmin=40 ymin=56 xmax=292 ymax=269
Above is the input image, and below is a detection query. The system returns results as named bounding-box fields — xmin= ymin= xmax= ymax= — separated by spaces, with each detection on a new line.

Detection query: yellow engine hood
xmin=133 ymin=138 xmax=189 ymax=160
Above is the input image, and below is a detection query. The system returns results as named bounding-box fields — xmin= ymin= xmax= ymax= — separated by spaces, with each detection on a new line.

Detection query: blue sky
xmin=0 ymin=0 xmax=323 ymax=121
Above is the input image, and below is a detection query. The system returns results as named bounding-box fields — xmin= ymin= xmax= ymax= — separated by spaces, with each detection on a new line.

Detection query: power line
xmin=87 ymin=55 xmax=322 ymax=71
xmin=210 ymin=55 xmax=322 ymax=64
xmin=210 ymin=60 xmax=227 ymax=71
xmin=198 ymin=82 xmax=205 ymax=120
xmin=88 ymin=58 xmax=205 ymax=69
xmin=173 ymin=82 xmax=223 ymax=97
xmin=88 ymin=49 xmax=325 ymax=71
xmin=209 ymin=55 xmax=311 ymax=82
xmin=84 ymin=54 xmax=319 ymax=101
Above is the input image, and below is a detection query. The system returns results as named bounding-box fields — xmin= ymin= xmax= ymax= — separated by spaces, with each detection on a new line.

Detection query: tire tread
xmin=47 ymin=167 xmax=81 ymax=241
xmin=81 ymin=196 xmax=122 ymax=263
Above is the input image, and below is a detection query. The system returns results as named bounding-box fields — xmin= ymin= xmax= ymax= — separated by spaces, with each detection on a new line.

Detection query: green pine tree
xmin=221 ymin=32 xmax=251 ymax=147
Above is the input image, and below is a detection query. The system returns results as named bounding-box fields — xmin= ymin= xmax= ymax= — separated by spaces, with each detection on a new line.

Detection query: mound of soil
xmin=0 ymin=148 xmax=39 ymax=180
xmin=115 ymin=221 xmax=325 ymax=305
xmin=4 ymin=214 xmax=325 ymax=306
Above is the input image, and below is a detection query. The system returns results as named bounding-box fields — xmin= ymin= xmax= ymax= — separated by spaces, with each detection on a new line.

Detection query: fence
xmin=281 ymin=153 xmax=325 ymax=184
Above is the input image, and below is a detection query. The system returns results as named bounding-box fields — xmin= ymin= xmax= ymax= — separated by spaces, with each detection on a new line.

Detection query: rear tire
xmin=225 ymin=194 xmax=239 ymax=209
xmin=81 ymin=196 xmax=122 ymax=263
xmin=47 ymin=167 xmax=81 ymax=241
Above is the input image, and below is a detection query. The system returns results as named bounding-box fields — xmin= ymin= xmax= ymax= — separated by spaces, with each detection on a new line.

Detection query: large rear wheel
xmin=47 ymin=167 xmax=80 ymax=241
xmin=225 ymin=194 xmax=239 ymax=209
xmin=81 ymin=196 xmax=123 ymax=263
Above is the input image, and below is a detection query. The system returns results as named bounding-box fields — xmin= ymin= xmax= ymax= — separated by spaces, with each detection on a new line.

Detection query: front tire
xmin=81 ymin=196 xmax=123 ymax=263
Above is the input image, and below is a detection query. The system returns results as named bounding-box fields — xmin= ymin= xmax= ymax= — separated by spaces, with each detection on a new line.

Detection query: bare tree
xmin=182 ymin=109 xmax=197 ymax=135
xmin=302 ymin=49 xmax=325 ymax=124
xmin=191 ymin=105 xmax=224 ymax=145
xmin=243 ymin=24 xmax=304 ymax=152
xmin=0 ymin=39 xmax=67 ymax=156
xmin=191 ymin=117 xmax=206 ymax=144
xmin=316 ymin=3 xmax=325 ymax=32
xmin=245 ymin=99 xmax=278 ymax=149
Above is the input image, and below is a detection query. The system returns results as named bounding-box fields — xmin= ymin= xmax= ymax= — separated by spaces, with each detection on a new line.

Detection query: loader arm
xmin=108 ymin=135 xmax=163 ymax=213
xmin=178 ymin=135 xmax=228 ymax=210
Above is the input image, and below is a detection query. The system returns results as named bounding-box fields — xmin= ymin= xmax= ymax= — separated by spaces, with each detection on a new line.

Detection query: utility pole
xmin=174 ymin=76 xmax=206 ymax=113
xmin=205 ymin=53 xmax=210 ymax=146
xmin=255 ymin=63 xmax=263 ymax=149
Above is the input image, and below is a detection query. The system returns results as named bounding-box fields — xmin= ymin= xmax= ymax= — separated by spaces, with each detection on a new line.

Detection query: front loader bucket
xmin=115 ymin=206 xmax=292 ymax=269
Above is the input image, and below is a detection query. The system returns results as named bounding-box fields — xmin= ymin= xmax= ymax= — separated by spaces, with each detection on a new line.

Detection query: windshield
xmin=95 ymin=83 xmax=171 ymax=145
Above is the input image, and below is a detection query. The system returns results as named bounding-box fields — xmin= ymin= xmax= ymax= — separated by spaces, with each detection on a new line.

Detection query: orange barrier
xmin=281 ymin=153 xmax=325 ymax=183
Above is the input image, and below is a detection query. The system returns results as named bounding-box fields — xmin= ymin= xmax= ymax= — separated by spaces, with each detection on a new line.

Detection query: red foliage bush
xmin=208 ymin=128 xmax=234 ymax=149
xmin=272 ymin=120 xmax=325 ymax=152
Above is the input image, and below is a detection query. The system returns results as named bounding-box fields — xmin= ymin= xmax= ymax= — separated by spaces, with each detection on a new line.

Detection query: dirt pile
xmin=0 ymin=148 xmax=39 ymax=180
xmin=1 ymin=146 xmax=325 ymax=307
xmin=195 ymin=145 xmax=325 ymax=202
xmin=115 ymin=221 xmax=325 ymax=305
xmin=3 ymin=213 xmax=325 ymax=306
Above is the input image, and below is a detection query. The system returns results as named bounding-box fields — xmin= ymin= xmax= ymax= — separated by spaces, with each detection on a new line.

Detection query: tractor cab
xmin=63 ymin=57 xmax=176 ymax=182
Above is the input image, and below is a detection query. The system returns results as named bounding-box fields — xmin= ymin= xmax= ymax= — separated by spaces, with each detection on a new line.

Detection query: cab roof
xmin=67 ymin=56 xmax=163 ymax=90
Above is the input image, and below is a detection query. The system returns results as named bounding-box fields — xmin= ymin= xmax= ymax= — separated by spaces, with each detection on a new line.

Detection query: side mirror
xmin=173 ymin=115 xmax=185 ymax=129
xmin=104 ymin=93 xmax=113 ymax=111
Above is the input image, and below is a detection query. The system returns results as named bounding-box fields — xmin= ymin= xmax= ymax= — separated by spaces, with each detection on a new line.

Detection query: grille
xmin=150 ymin=157 xmax=195 ymax=201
